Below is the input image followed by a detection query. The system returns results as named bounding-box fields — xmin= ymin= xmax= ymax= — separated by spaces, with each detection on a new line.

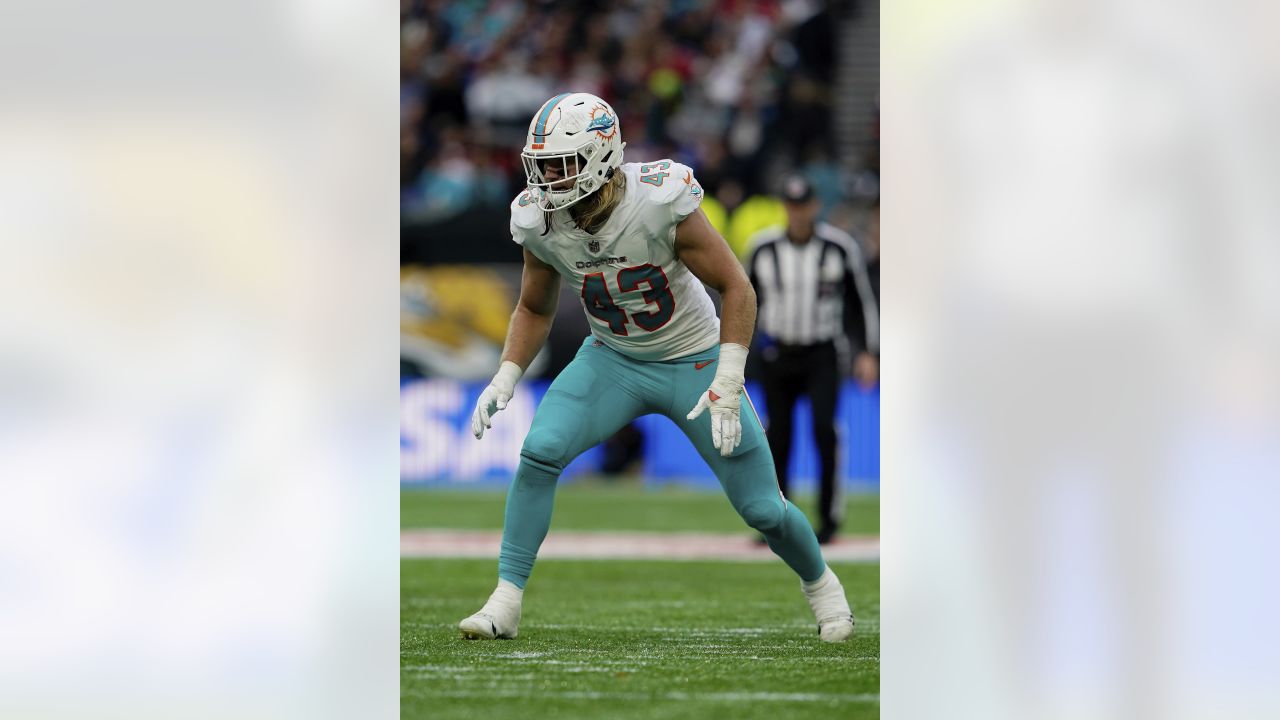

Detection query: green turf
xmin=402 ymin=482 xmax=880 ymax=535
xmin=402 ymin=558 xmax=879 ymax=720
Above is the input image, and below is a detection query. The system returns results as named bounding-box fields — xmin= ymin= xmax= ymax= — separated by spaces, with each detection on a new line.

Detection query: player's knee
xmin=738 ymin=497 xmax=785 ymax=533
xmin=520 ymin=426 xmax=569 ymax=474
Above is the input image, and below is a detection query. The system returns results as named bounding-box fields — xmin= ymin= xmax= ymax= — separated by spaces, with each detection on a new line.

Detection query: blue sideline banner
xmin=401 ymin=379 xmax=879 ymax=490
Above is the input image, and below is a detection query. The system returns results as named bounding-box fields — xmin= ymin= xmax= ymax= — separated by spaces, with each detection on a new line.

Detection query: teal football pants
xmin=498 ymin=337 xmax=828 ymax=588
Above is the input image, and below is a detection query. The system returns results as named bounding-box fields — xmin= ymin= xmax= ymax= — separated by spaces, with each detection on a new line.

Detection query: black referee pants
xmin=760 ymin=341 xmax=840 ymax=535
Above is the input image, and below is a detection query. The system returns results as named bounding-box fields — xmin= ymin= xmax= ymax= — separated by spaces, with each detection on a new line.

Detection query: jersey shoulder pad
xmin=509 ymin=189 xmax=543 ymax=247
xmin=629 ymin=159 xmax=704 ymax=222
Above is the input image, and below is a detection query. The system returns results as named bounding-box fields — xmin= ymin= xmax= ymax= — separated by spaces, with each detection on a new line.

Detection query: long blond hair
xmin=542 ymin=171 xmax=626 ymax=236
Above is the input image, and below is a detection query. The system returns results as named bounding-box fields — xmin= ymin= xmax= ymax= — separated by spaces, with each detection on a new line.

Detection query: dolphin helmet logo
xmin=586 ymin=105 xmax=617 ymax=139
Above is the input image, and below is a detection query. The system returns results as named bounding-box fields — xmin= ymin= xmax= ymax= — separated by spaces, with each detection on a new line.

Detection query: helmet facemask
xmin=521 ymin=144 xmax=603 ymax=212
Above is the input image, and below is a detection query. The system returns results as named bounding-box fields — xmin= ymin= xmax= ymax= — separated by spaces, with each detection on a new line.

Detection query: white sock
xmin=802 ymin=567 xmax=834 ymax=593
xmin=493 ymin=579 xmax=524 ymax=604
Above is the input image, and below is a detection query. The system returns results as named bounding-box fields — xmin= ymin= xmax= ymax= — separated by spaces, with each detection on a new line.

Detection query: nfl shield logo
xmin=588 ymin=239 xmax=600 ymax=253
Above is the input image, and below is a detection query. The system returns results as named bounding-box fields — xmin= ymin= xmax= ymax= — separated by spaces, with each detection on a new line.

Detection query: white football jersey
xmin=510 ymin=160 xmax=720 ymax=361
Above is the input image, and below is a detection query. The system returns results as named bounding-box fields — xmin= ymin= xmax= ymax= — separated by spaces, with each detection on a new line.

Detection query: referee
xmin=746 ymin=175 xmax=879 ymax=544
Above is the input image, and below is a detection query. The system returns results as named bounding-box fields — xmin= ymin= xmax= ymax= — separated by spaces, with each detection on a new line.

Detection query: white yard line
xmin=403 ymin=620 xmax=879 ymax=635
xmin=403 ymin=688 xmax=880 ymax=703
xmin=401 ymin=529 xmax=880 ymax=563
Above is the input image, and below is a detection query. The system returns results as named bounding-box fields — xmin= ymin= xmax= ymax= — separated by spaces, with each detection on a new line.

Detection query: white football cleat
xmin=458 ymin=580 xmax=523 ymax=640
xmin=802 ymin=566 xmax=855 ymax=643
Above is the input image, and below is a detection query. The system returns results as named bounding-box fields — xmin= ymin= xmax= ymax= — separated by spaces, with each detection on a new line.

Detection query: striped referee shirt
xmin=746 ymin=222 xmax=880 ymax=353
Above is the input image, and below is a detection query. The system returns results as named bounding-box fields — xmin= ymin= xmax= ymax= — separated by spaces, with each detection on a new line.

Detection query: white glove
xmin=472 ymin=361 xmax=523 ymax=439
xmin=686 ymin=343 xmax=748 ymax=457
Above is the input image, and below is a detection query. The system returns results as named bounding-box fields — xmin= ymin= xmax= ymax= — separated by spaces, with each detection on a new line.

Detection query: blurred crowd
xmin=402 ymin=0 xmax=877 ymax=254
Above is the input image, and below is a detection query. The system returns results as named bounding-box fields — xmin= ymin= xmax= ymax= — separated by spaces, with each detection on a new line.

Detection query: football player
xmin=459 ymin=92 xmax=854 ymax=642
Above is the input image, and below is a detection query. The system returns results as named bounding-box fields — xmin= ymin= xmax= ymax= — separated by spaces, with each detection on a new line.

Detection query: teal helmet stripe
xmin=533 ymin=92 xmax=573 ymax=140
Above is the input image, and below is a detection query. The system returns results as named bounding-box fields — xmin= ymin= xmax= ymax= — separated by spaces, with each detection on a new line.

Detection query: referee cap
xmin=780 ymin=173 xmax=814 ymax=203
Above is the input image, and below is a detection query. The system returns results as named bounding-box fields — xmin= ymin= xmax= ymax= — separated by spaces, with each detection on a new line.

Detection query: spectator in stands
xmin=399 ymin=0 xmax=864 ymax=223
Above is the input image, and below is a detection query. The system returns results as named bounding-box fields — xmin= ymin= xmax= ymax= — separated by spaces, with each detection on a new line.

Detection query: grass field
xmin=401 ymin=484 xmax=880 ymax=719
xmin=402 ymin=481 xmax=880 ymax=535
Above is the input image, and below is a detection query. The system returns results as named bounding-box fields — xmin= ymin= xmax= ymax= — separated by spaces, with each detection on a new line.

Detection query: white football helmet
xmin=521 ymin=92 xmax=626 ymax=211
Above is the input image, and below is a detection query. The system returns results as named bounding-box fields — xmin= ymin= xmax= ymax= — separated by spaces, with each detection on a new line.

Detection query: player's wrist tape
xmin=714 ymin=343 xmax=748 ymax=385
xmin=494 ymin=360 xmax=523 ymax=388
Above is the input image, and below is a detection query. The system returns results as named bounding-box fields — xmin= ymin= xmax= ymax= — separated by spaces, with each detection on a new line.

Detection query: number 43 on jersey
xmin=582 ymin=263 xmax=675 ymax=336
